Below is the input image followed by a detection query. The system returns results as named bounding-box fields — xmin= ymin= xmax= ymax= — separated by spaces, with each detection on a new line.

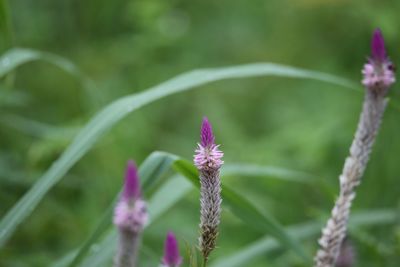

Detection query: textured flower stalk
xmin=113 ymin=160 xmax=149 ymax=267
xmin=314 ymin=29 xmax=395 ymax=267
xmin=160 ymin=232 xmax=182 ymax=267
xmin=194 ymin=117 xmax=224 ymax=264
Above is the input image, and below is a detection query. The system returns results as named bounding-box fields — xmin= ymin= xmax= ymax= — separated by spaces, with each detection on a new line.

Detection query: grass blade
xmin=0 ymin=0 xmax=12 ymax=51
xmin=222 ymin=163 xmax=315 ymax=183
xmin=0 ymin=48 xmax=96 ymax=93
xmin=0 ymin=63 xmax=354 ymax=247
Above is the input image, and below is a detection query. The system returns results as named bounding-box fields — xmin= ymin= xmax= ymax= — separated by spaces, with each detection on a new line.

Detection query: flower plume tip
xmin=201 ymin=117 xmax=215 ymax=147
xmin=371 ymin=28 xmax=386 ymax=62
xmin=123 ymin=160 xmax=140 ymax=201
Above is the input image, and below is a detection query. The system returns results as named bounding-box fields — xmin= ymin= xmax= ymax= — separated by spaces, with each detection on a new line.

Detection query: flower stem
xmin=314 ymin=90 xmax=387 ymax=267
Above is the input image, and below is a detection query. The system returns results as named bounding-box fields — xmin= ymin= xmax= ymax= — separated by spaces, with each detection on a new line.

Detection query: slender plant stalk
xmin=114 ymin=229 xmax=140 ymax=267
xmin=202 ymin=257 xmax=207 ymax=267
xmin=314 ymin=29 xmax=396 ymax=267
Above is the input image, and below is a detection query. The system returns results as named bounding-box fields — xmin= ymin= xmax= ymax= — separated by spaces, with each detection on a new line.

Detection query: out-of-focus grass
xmin=1 ymin=0 xmax=400 ymax=266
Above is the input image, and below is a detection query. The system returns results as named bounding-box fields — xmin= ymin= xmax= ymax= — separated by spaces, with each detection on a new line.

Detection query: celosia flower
xmin=113 ymin=160 xmax=148 ymax=267
xmin=314 ymin=29 xmax=396 ymax=267
xmin=362 ymin=28 xmax=395 ymax=90
xmin=161 ymin=232 xmax=182 ymax=267
xmin=194 ymin=117 xmax=223 ymax=263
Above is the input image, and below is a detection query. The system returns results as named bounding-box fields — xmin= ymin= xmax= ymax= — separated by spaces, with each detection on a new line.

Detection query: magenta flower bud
xmin=194 ymin=117 xmax=224 ymax=171
xmin=161 ymin=232 xmax=182 ymax=267
xmin=200 ymin=117 xmax=215 ymax=147
xmin=371 ymin=29 xmax=386 ymax=62
xmin=362 ymin=28 xmax=395 ymax=90
xmin=122 ymin=160 xmax=141 ymax=201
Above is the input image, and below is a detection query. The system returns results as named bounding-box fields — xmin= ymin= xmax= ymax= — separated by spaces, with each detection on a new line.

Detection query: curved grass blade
xmin=0 ymin=62 xmax=355 ymax=247
xmin=173 ymin=159 xmax=311 ymax=263
xmin=222 ymin=163 xmax=315 ymax=183
xmin=210 ymin=209 xmax=398 ymax=267
xmin=0 ymin=48 xmax=95 ymax=92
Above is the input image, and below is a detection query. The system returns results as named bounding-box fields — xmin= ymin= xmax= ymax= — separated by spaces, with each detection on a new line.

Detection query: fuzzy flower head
xmin=162 ymin=232 xmax=182 ymax=267
xmin=194 ymin=117 xmax=224 ymax=170
xmin=113 ymin=160 xmax=148 ymax=232
xmin=362 ymin=28 xmax=395 ymax=90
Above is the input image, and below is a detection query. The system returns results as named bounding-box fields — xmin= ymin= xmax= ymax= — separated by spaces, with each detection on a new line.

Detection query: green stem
xmin=202 ymin=257 xmax=208 ymax=267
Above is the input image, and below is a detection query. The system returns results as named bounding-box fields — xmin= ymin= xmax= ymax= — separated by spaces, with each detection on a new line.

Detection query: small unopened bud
xmin=161 ymin=232 xmax=182 ymax=267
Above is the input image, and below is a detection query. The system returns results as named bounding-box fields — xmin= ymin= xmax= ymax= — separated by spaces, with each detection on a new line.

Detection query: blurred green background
xmin=1 ymin=0 xmax=400 ymax=266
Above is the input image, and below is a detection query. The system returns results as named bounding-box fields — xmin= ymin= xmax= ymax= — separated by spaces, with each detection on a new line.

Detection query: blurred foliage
xmin=1 ymin=0 xmax=400 ymax=266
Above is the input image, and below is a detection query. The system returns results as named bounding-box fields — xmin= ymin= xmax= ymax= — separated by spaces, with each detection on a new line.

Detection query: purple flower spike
xmin=201 ymin=117 xmax=215 ymax=147
xmin=194 ymin=117 xmax=223 ymax=170
xmin=362 ymin=28 xmax=395 ymax=90
xmin=162 ymin=232 xmax=182 ymax=267
xmin=193 ymin=117 xmax=224 ymax=262
xmin=114 ymin=159 xmax=148 ymax=233
xmin=123 ymin=160 xmax=140 ymax=201
xmin=371 ymin=28 xmax=386 ymax=62
xmin=113 ymin=160 xmax=149 ymax=267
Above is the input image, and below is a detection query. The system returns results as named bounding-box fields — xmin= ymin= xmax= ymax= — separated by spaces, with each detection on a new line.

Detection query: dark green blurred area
xmin=1 ymin=0 xmax=400 ymax=266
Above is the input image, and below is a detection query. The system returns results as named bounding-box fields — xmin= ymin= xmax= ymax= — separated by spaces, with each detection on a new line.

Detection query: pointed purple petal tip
xmin=200 ymin=117 xmax=215 ymax=147
xmin=371 ymin=28 xmax=386 ymax=61
xmin=163 ymin=231 xmax=182 ymax=266
xmin=123 ymin=160 xmax=141 ymax=201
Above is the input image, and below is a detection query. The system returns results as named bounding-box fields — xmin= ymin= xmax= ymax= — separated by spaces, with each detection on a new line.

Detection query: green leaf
xmin=0 ymin=62 xmax=354 ymax=247
xmin=0 ymin=48 xmax=96 ymax=92
xmin=222 ymin=163 xmax=315 ymax=183
xmin=173 ymin=159 xmax=311 ymax=263
xmin=210 ymin=209 xmax=398 ymax=267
